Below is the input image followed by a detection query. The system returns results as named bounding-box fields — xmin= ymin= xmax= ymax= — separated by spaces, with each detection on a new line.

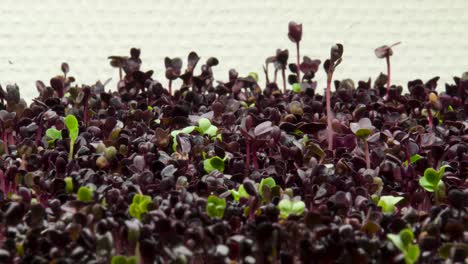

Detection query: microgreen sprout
xmin=278 ymin=197 xmax=305 ymax=219
xmin=64 ymin=114 xmax=79 ymax=161
xmin=77 ymin=186 xmax=93 ymax=202
xmin=387 ymin=228 xmax=420 ymax=264
xmin=206 ymin=195 xmax=226 ymax=219
xmin=128 ymin=194 xmax=152 ymax=220
xmin=419 ymin=165 xmax=449 ymax=204
xmin=377 ymin=195 xmax=404 ymax=214
xmin=230 ymin=184 xmax=249 ymax=202
xmin=350 ymin=118 xmax=375 ymax=169
xmin=375 ymin=42 xmax=401 ymax=100
xmin=323 ymin=43 xmax=343 ymax=150
xmin=203 ymin=156 xmax=225 ymax=173
xmin=111 ymin=255 xmax=138 ymax=264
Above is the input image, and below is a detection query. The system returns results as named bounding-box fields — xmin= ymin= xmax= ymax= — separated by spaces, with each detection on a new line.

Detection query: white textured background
xmin=0 ymin=0 xmax=467 ymax=102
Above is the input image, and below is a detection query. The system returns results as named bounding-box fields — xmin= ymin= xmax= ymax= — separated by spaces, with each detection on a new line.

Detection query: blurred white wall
xmin=0 ymin=0 xmax=466 ymax=102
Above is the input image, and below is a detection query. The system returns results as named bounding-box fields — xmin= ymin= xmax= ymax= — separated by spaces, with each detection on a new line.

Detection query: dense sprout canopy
xmin=0 ymin=23 xmax=466 ymax=264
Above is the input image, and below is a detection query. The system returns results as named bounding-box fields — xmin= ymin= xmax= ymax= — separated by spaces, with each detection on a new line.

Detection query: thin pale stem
xmin=68 ymin=140 xmax=74 ymax=161
xmin=326 ymin=73 xmax=333 ymax=151
xmin=296 ymin=42 xmax=301 ymax=82
xmin=168 ymin=80 xmax=172 ymax=96
xmin=364 ymin=139 xmax=370 ymax=169
xmin=281 ymin=68 xmax=287 ymax=93
xmin=245 ymin=140 xmax=250 ymax=173
xmin=119 ymin=67 xmax=123 ymax=81
xmin=386 ymin=56 xmax=391 ymax=99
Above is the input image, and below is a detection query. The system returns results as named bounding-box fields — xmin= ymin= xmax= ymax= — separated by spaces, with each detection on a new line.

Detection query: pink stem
xmin=326 ymin=73 xmax=333 ymax=151
xmin=3 ymin=132 xmax=8 ymax=155
xmin=296 ymin=42 xmax=301 ymax=82
xmin=364 ymin=139 xmax=370 ymax=169
xmin=245 ymin=140 xmax=250 ymax=173
xmin=252 ymin=143 xmax=258 ymax=170
xmin=281 ymin=69 xmax=287 ymax=93
xmin=386 ymin=56 xmax=391 ymax=99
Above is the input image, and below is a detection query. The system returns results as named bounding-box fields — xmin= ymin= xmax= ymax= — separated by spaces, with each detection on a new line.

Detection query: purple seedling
xmin=323 ymin=44 xmax=344 ymax=151
xmin=375 ymin=42 xmax=401 ymax=100
xmin=288 ymin=22 xmax=303 ymax=85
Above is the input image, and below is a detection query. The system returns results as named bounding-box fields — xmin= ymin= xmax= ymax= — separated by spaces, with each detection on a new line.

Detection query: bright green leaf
xmin=127 ymin=256 xmax=138 ymax=264
xmin=46 ymin=128 xmax=62 ymax=140
xmin=259 ymin=177 xmax=276 ymax=198
xmin=203 ymin=156 xmax=225 ymax=173
xmin=292 ymin=83 xmax=301 ymax=93
xmin=198 ymin=118 xmax=212 ymax=133
xmin=129 ymin=203 xmax=142 ymax=220
xmin=424 ymin=168 xmax=439 ymax=185
xmin=406 ymin=245 xmax=420 ymax=264
xmin=111 ymin=256 xmax=128 ymax=264
xmin=231 ymin=184 xmax=250 ymax=202
xmin=403 ymin=154 xmax=423 ymax=166
xmin=77 ymin=186 xmax=93 ymax=202
xmin=377 ymin=195 xmax=403 ymax=214
xmin=204 ymin=125 xmax=218 ymax=136
xmin=387 ymin=233 xmax=404 ymax=252
xmin=438 ymin=165 xmax=449 ymax=178
xmin=129 ymin=194 xmax=151 ymax=220
xmin=248 ymin=72 xmax=258 ymax=82
xmin=419 ymin=177 xmax=436 ymax=192
xmin=355 ymin=128 xmax=372 ymax=138
xmin=65 ymin=114 xmax=79 ymax=141
xmin=206 ymin=195 xmax=226 ymax=219
xmin=291 ymin=200 xmax=305 ymax=215
xmin=278 ymin=198 xmax=305 ymax=219
xmin=181 ymin=126 xmax=196 ymax=135
xmin=399 ymin=229 xmax=414 ymax=248
xmin=64 ymin=177 xmax=74 ymax=194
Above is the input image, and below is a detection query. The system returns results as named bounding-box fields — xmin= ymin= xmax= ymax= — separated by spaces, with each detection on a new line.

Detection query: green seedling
xmin=203 ymin=156 xmax=225 ymax=173
xmin=45 ymin=128 xmax=62 ymax=141
xmin=292 ymin=83 xmax=301 ymax=93
xmin=258 ymin=177 xmax=276 ymax=200
xmin=248 ymin=72 xmax=259 ymax=82
xmin=387 ymin=228 xmax=420 ymax=264
xmin=377 ymin=195 xmax=403 ymax=214
xmin=419 ymin=165 xmax=449 ymax=203
xmin=206 ymin=195 xmax=226 ymax=219
xmin=171 ymin=118 xmax=220 ymax=152
xmin=230 ymin=184 xmax=249 ymax=202
xmin=64 ymin=177 xmax=74 ymax=194
xmin=65 ymin=114 xmax=79 ymax=161
xmin=129 ymin=194 xmax=152 ymax=220
xmin=403 ymin=154 xmax=422 ymax=167
xmin=77 ymin=186 xmax=93 ymax=202
xmin=111 ymin=255 xmax=137 ymax=264
xmin=197 ymin=118 xmax=218 ymax=137
xmin=278 ymin=197 xmax=305 ymax=219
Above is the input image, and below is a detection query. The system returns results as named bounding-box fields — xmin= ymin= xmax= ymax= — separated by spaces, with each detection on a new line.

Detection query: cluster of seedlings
xmin=0 ymin=21 xmax=466 ymax=263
